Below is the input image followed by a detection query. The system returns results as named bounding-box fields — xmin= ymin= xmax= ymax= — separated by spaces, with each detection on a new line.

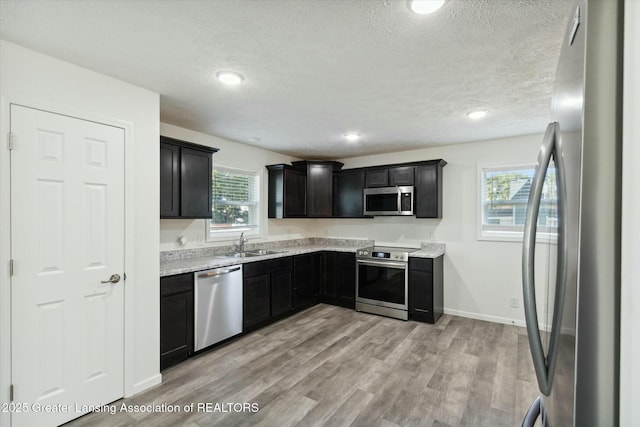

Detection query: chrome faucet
xmin=238 ymin=232 xmax=248 ymax=254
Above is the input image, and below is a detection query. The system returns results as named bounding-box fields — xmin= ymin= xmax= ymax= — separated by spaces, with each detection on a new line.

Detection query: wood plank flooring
xmin=65 ymin=304 xmax=539 ymax=427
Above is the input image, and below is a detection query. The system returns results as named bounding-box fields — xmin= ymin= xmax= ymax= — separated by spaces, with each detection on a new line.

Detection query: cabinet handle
xmin=197 ymin=266 xmax=241 ymax=278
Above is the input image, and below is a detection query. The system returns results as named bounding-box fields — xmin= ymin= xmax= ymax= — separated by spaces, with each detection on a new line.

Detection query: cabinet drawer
xmin=243 ymin=257 xmax=293 ymax=277
xmin=161 ymin=273 xmax=193 ymax=297
xmin=409 ymin=257 xmax=433 ymax=273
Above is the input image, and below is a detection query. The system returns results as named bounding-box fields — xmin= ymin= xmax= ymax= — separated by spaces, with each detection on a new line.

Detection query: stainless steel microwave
xmin=363 ymin=186 xmax=414 ymax=216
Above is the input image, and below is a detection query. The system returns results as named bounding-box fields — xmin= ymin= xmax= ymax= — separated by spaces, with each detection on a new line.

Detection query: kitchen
xmin=0 ymin=0 xmax=638 ymax=426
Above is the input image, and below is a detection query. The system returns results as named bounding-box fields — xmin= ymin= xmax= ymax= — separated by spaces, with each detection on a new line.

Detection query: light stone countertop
xmin=160 ymin=238 xmax=372 ymax=277
xmin=160 ymin=238 xmax=445 ymax=277
xmin=409 ymin=242 xmax=446 ymax=259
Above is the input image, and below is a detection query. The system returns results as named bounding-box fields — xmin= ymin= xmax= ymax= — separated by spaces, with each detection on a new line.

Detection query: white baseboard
xmin=443 ymin=308 xmax=526 ymax=328
xmin=126 ymin=373 xmax=162 ymax=398
xmin=444 ymin=308 xmax=576 ymax=335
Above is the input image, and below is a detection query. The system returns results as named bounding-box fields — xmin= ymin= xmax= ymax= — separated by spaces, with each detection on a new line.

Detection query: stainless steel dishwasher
xmin=194 ymin=265 xmax=243 ymax=352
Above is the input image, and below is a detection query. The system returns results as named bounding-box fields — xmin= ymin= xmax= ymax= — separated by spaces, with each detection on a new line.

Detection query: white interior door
xmin=10 ymin=104 xmax=125 ymax=427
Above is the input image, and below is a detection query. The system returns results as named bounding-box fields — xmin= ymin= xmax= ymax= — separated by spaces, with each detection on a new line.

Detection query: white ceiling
xmin=0 ymin=0 xmax=574 ymax=159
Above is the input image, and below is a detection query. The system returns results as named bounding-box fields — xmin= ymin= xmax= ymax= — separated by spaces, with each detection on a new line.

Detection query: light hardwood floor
xmin=65 ymin=304 xmax=539 ymax=427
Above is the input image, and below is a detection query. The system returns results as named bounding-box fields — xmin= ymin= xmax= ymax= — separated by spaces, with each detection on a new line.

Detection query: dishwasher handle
xmin=197 ymin=266 xmax=241 ymax=278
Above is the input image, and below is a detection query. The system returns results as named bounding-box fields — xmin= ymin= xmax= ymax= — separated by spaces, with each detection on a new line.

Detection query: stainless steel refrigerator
xmin=521 ymin=1 xmax=622 ymax=426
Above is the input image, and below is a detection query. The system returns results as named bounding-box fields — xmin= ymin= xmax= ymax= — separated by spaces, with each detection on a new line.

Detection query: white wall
xmin=159 ymin=122 xmax=302 ymax=251
xmin=0 ymin=40 xmax=161 ymax=419
xmin=620 ymin=0 xmax=640 ymax=423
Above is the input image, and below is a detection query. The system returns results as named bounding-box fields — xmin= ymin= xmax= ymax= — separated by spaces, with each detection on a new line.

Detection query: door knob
xmin=101 ymin=274 xmax=121 ymax=284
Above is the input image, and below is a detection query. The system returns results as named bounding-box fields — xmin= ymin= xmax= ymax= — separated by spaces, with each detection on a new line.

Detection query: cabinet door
xmin=160 ymin=142 xmax=180 ymax=217
xmin=415 ymin=165 xmax=442 ymax=218
xmin=365 ymin=168 xmax=389 ymax=188
xmin=284 ymin=168 xmax=307 ymax=217
xmin=160 ymin=274 xmax=193 ymax=370
xmin=243 ymin=274 xmax=271 ymax=329
xmin=336 ymin=252 xmax=356 ymax=308
xmin=408 ymin=257 xmax=440 ymax=324
xmin=333 ymin=170 xmax=366 ymax=217
xmin=322 ymin=252 xmax=338 ymax=302
xmin=180 ymin=147 xmax=212 ymax=218
xmin=271 ymin=269 xmax=293 ymax=317
xmin=293 ymin=254 xmax=318 ymax=309
xmin=307 ymin=164 xmax=334 ymax=217
xmin=389 ymin=166 xmax=415 ymax=186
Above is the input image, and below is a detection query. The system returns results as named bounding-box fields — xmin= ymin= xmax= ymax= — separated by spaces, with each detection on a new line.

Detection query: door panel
xmin=10 ymin=105 xmax=125 ymax=427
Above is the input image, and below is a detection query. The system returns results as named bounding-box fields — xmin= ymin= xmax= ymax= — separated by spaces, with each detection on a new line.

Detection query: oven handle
xmin=356 ymin=259 xmax=407 ymax=269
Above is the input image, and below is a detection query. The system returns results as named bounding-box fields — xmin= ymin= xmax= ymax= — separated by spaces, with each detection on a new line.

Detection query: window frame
xmin=477 ymin=163 xmax=558 ymax=243
xmin=206 ymin=165 xmax=262 ymax=242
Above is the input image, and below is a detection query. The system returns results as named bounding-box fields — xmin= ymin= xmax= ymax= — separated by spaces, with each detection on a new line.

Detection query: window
xmin=478 ymin=163 xmax=558 ymax=241
xmin=208 ymin=166 xmax=260 ymax=240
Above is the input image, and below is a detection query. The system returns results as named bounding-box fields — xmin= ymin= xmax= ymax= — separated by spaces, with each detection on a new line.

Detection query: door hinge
xmin=7 ymin=132 xmax=14 ymax=150
xmin=9 ymin=259 xmax=14 ymax=277
xmin=9 ymin=384 xmax=13 ymax=402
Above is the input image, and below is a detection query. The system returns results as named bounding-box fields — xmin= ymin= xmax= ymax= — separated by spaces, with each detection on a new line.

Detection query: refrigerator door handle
xmin=522 ymin=396 xmax=549 ymax=427
xmin=522 ymin=121 xmax=567 ymax=396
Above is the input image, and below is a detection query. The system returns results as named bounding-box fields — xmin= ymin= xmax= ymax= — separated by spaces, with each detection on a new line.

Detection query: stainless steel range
xmin=355 ymin=246 xmax=419 ymax=320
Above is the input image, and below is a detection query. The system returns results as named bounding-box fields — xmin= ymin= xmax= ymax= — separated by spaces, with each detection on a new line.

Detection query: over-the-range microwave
xmin=363 ymin=186 xmax=414 ymax=216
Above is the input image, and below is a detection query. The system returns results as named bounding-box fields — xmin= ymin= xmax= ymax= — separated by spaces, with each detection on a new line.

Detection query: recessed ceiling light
xmin=408 ymin=0 xmax=445 ymax=15
xmin=467 ymin=110 xmax=488 ymax=120
xmin=343 ymin=133 xmax=361 ymax=142
xmin=216 ymin=71 xmax=244 ymax=85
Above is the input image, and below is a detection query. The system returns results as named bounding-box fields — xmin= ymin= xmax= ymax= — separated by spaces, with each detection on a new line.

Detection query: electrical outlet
xmin=509 ymin=297 xmax=519 ymax=308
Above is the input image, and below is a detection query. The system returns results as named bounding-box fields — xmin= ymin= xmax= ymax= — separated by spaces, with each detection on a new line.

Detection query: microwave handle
xmin=397 ymin=188 xmax=402 ymax=215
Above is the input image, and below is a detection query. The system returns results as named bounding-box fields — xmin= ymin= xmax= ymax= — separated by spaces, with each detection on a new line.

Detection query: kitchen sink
xmin=230 ymin=249 xmax=286 ymax=258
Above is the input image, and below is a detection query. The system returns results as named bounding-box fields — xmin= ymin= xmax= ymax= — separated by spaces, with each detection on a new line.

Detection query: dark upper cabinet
xmin=267 ymin=159 xmax=445 ymax=219
xmin=160 ymin=142 xmax=180 ymax=217
xmin=160 ymin=273 xmax=194 ymax=370
xmin=267 ymin=164 xmax=307 ymax=218
xmin=408 ymin=256 xmax=443 ymax=324
xmin=160 ymin=136 xmax=217 ymax=219
xmin=415 ymin=162 xmax=445 ymax=218
xmin=333 ymin=169 xmax=367 ymax=218
xmin=389 ymin=166 xmax=415 ymax=186
xmin=365 ymin=168 xmax=389 ymax=188
xmin=292 ymin=161 xmax=343 ymax=217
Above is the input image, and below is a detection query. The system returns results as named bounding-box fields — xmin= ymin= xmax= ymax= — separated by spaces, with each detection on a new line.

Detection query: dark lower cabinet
xmin=242 ymin=274 xmax=270 ymax=329
xmin=243 ymin=257 xmax=293 ymax=331
xmin=408 ymin=256 xmax=444 ymax=324
xmin=271 ymin=269 xmax=293 ymax=317
xmin=160 ymin=273 xmax=194 ymax=370
xmin=293 ymin=253 xmax=322 ymax=309
xmin=322 ymin=252 xmax=356 ymax=309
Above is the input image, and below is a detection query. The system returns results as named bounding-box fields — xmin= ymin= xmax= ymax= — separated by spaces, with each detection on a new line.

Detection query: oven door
xmin=356 ymin=259 xmax=408 ymax=310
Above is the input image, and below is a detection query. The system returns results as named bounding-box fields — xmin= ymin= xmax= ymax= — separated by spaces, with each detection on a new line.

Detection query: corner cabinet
xmin=160 ymin=273 xmax=194 ymax=370
xmin=160 ymin=136 xmax=218 ymax=219
xmin=292 ymin=161 xmax=344 ymax=217
xmin=266 ymin=164 xmax=307 ymax=218
xmin=408 ymin=256 xmax=443 ymax=324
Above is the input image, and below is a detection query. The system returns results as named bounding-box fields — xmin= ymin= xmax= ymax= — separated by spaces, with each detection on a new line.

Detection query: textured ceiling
xmin=0 ymin=0 xmax=575 ymax=159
